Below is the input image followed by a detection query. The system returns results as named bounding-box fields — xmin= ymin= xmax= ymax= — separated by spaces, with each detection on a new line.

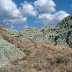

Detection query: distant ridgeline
xmin=57 ymin=15 xmax=72 ymax=29
xmin=41 ymin=15 xmax=72 ymax=47
xmin=56 ymin=15 xmax=72 ymax=47
xmin=0 ymin=15 xmax=72 ymax=48
xmin=18 ymin=15 xmax=72 ymax=48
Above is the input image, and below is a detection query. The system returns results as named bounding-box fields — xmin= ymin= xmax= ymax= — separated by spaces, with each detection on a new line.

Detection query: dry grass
xmin=0 ymin=27 xmax=72 ymax=72
xmin=0 ymin=41 xmax=71 ymax=72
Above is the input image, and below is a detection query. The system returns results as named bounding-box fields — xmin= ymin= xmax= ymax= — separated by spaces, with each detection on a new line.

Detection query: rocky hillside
xmin=0 ymin=15 xmax=72 ymax=72
xmin=0 ymin=24 xmax=26 ymax=68
xmin=17 ymin=15 xmax=72 ymax=48
xmin=57 ymin=15 xmax=72 ymax=47
xmin=57 ymin=15 xmax=72 ymax=29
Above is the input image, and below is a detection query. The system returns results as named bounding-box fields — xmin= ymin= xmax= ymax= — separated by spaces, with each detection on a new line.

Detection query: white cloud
xmin=38 ymin=11 xmax=69 ymax=25
xmin=0 ymin=0 xmax=70 ymax=27
xmin=39 ymin=14 xmax=53 ymax=25
xmin=33 ymin=0 xmax=70 ymax=26
xmin=54 ymin=11 xmax=69 ymax=22
xmin=0 ymin=0 xmax=21 ymax=19
xmin=22 ymin=1 xmax=38 ymax=16
xmin=6 ymin=17 xmax=27 ymax=24
xmin=34 ymin=0 xmax=56 ymax=13
xmin=0 ymin=0 xmax=27 ymax=24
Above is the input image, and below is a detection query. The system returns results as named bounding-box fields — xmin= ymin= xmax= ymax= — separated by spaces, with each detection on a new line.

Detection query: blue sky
xmin=13 ymin=0 xmax=72 ymax=14
xmin=0 ymin=0 xmax=72 ymax=30
xmin=54 ymin=0 xmax=72 ymax=14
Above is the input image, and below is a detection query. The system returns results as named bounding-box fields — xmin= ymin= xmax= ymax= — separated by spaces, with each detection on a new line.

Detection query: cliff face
xmin=0 ymin=15 xmax=72 ymax=72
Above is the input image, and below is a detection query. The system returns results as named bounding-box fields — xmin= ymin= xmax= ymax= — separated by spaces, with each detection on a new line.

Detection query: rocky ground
xmin=0 ymin=15 xmax=72 ymax=72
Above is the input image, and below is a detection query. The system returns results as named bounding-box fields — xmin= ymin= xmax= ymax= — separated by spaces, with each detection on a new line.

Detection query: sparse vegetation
xmin=0 ymin=15 xmax=72 ymax=72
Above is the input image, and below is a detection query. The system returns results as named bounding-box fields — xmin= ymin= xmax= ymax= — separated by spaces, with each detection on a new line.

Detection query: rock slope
xmin=17 ymin=15 xmax=72 ymax=48
xmin=0 ymin=24 xmax=26 ymax=68
xmin=0 ymin=15 xmax=72 ymax=72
